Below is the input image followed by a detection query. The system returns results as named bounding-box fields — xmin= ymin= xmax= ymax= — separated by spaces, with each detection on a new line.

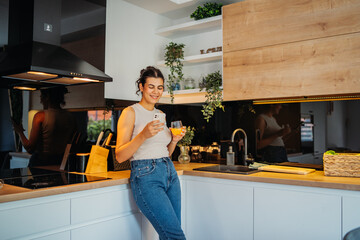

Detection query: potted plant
xmin=190 ymin=2 xmax=223 ymax=20
xmin=177 ymin=126 xmax=195 ymax=164
xmin=164 ymin=42 xmax=185 ymax=103
xmin=200 ymin=71 xmax=224 ymax=122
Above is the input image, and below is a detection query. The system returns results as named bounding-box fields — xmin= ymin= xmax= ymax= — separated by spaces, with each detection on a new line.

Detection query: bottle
xmin=226 ymin=146 xmax=235 ymax=165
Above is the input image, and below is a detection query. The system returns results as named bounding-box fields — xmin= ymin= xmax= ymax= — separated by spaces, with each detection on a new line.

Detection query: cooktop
xmin=1 ymin=168 xmax=110 ymax=190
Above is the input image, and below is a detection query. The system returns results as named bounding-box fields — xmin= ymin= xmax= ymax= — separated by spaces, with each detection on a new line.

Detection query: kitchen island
xmin=1 ymin=162 xmax=360 ymax=240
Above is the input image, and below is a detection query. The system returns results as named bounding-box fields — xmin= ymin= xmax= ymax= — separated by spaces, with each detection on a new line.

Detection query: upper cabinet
xmin=222 ymin=0 xmax=360 ymax=101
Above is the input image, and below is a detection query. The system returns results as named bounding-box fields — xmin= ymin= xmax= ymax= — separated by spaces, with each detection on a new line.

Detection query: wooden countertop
xmin=1 ymin=162 xmax=360 ymax=203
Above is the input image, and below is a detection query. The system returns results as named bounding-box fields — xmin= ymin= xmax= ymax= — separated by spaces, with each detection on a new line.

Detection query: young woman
xmin=12 ymin=86 xmax=76 ymax=166
xmin=115 ymin=66 xmax=186 ymax=239
xmin=255 ymin=104 xmax=291 ymax=163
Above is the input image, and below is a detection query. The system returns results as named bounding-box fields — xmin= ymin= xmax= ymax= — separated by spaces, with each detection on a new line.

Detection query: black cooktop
xmin=1 ymin=168 xmax=110 ymax=190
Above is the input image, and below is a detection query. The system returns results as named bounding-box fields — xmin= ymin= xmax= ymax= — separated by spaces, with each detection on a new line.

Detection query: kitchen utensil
xmin=76 ymin=153 xmax=90 ymax=173
xmin=85 ymin=145 xmax=109 ymax=174
xmin=96 ymin=131 xmax=104 ymax=146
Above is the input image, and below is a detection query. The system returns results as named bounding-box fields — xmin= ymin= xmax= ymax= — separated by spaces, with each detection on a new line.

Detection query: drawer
xmin=0 ymin=200 xmax=70 ymax=239
xmin=71 ymin=188 xmax=137 ymax=224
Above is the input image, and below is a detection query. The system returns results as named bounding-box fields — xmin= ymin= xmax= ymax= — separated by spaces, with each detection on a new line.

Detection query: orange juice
xmin=171 ymin=128 xmax=182 ymax=136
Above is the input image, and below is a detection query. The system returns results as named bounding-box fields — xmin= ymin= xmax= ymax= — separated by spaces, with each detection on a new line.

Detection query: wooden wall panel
xmin=223 ymin=0 xmax=360 ymax=53
xmin=223 ymin=32 xmax=360 ymax=101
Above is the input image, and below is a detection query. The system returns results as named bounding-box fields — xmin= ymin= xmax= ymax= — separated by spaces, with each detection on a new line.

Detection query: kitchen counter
xmin=1 ymin=162 xmax=360 ymax=203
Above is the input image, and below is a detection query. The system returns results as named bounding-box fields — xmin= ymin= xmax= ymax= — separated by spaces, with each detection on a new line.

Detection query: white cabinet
xmin=183 ymin=177 xmax=253 ymax=240
xmin=343 ymin=195 xmax=360 ymax=238
xmin=0 ymin=199 xmax=70 ymax=240
xmin=35 ymin=231 xmax=71 ymax=240
xmin=71 ymin=213 xmax=142 ymax=240
xmin=254 ymin=187 xmax=341 ymax=240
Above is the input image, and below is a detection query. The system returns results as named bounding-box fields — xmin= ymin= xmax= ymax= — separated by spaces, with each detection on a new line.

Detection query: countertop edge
xmin=183 ymin=170 xmax=360 ymax=191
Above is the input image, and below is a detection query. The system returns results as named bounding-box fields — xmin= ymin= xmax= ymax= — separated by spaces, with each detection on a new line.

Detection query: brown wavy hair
xmin=135 ymin=66 xmax=165 ymax=95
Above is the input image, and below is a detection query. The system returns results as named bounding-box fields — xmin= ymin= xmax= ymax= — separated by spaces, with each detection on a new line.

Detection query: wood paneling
xmin=223 ymin=32 xmax=360 ymax=100
xmin=223 ymin=0 xmax=360 ymax=53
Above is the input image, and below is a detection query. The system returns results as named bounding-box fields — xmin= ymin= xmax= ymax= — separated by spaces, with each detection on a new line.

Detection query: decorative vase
xmin=178 ymin=146 xmax=190 ymax=164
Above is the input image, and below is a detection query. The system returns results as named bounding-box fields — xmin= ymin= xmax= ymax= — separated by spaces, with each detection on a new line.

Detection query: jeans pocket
xmin=135 ymin=162 xmax=156 ymax=178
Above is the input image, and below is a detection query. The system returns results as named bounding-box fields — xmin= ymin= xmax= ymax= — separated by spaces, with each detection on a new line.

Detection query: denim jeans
xmin=130 ymin=157 xmax=186 ymax=240
xmin=262 ymin=146 xmax=288 ymax=163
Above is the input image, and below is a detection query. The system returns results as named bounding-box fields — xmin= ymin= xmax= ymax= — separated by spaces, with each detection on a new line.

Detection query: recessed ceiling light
xmin=169 ymin=0 xmax=194 ymax=4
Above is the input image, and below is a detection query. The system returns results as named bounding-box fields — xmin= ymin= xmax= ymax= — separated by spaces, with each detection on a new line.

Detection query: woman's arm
xmin=115 ymin=107 xmax=164 ymax=163
xmin=12 ymin=111 xmax=44 ymax=153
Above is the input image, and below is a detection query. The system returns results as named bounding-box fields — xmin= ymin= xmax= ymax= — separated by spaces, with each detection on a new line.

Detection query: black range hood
xmin=0 ymin=0 xmax=112 ymax=90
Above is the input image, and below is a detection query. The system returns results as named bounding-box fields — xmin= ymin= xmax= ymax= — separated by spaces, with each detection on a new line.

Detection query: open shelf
xmin=155 ymin=15 xmax=222 ymax=38
xmin=157 ymin=51 xmax=222 ymax=67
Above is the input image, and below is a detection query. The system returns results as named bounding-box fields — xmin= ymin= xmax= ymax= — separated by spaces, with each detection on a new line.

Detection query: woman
xmin=255 ymin=104 xmax=291 ymax=163
xmin=115 ymin=66 xmax=186 ymax=240
xmin=12 ymin=86 xmax=76 ymax=166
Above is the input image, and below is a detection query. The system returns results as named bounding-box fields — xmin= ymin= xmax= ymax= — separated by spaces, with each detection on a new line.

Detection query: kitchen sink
xmin=193 ymin=165 xmax=259 ymax=175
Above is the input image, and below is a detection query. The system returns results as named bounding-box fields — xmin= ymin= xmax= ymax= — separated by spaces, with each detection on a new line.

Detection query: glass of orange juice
xmin=170 ymin=121 xmax=183 ymax=136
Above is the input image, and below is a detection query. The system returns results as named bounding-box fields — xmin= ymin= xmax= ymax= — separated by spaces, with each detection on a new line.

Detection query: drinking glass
xmin=170 ymin=120 xmax=183 ymax=136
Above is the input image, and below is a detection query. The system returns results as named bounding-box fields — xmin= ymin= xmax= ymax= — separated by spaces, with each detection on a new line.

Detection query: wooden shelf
xmin=160 ymin=88 xmax=206 ymax=104
xmin=156 ymin=15 xmax=222 ymax=38
xmin=157 ymin=51 xmax=222 ymax=67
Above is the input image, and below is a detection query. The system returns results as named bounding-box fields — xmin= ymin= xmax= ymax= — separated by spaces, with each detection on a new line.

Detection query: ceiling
xmin=122 ymin=0 xmax=240 ymax=19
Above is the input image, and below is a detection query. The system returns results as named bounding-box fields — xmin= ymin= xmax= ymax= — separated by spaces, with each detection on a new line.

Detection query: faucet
xmin=230 ymin=128 xmax=250 ymax=165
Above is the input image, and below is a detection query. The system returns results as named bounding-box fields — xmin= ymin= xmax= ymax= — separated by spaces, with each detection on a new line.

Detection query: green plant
xmin=177 ymin=126 xmax=195 ymax=147
xmin=190 ymin=2 xmax=223 ymax=20
xmin=87 ymin=119 xmax=111 ymax=141
xmin=165 ymin=42 xmax=185 ymax=103
xmin=200 ymin=71 xmax=224 ymax=122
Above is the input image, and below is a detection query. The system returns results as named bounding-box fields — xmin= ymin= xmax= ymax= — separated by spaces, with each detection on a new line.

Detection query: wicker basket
xmin=323 ymin=153 xmax=360 ymax=177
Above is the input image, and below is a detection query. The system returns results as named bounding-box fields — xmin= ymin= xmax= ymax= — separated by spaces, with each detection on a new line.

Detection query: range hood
xmin=0 ymin=0 xmax=112 ymax=90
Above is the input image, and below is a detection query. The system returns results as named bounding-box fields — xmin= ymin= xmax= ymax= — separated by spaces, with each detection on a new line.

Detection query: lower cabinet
xmin=254 ymin=187 xmax=341 ymax=240
xmin=343 ymin=195 xmax=360 ymax=238
xmin=184 ymin=178 xmax=254 ymax=240
xmin=35 ymin=231 xmax=71 ymax=240
xmin=71 ymin=213 xmax=142 ymax=240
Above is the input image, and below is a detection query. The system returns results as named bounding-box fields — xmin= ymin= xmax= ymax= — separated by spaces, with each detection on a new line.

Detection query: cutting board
xmin=258 ymin=165 xmax=316 ymax=175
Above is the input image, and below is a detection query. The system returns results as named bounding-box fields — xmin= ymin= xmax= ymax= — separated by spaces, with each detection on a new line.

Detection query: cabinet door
xmin=254 ymin=187 xmax=341 ymax=240
xmin=71 ymin=213 xmax=142 ymax=240
xmin=222 ymin=0 xmax=360 ymax=101
xmin=35 ymin=231 xmax=70 ymax=240
xmin=343 ymin=195 xmax=360 ymax=238
xmin=185 ymin=179 xmax=253 ymax=240
xmin=0 ymin=200 xmax=70 ymax=240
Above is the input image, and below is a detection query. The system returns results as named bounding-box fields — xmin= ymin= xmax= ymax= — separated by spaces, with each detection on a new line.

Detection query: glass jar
xmin=184 ymin=77 xmax=196 ymax=90
xmin=178 ymin=146 xmax=190 ymax=164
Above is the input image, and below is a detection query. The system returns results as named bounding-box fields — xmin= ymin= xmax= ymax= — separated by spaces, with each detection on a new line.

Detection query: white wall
xmin=104 ymin=0 xmax=171 ymax=101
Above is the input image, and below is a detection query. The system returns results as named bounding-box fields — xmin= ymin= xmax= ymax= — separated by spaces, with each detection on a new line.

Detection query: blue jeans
xmin=130 ymin=157 xmax=186 ymax=240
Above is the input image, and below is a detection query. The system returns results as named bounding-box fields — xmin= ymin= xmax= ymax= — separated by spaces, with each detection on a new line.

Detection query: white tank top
xmin=260 ymin=114 xmax=285 ymax=147
xmin=130 ymin=103 xmax=172 ymax=161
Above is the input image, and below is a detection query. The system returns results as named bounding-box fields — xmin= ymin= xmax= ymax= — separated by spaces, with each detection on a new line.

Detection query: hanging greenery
xmin=200 ymin=71 xmax=224 ymax=122
xmin=190 ymin=2 xmax=223 ymax=20
xmin=164 ymin=42 xmax=185 ymax=103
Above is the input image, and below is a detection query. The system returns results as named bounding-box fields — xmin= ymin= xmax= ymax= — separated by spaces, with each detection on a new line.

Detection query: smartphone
xmin=153 ymin=113 xmax=166 ymax=123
